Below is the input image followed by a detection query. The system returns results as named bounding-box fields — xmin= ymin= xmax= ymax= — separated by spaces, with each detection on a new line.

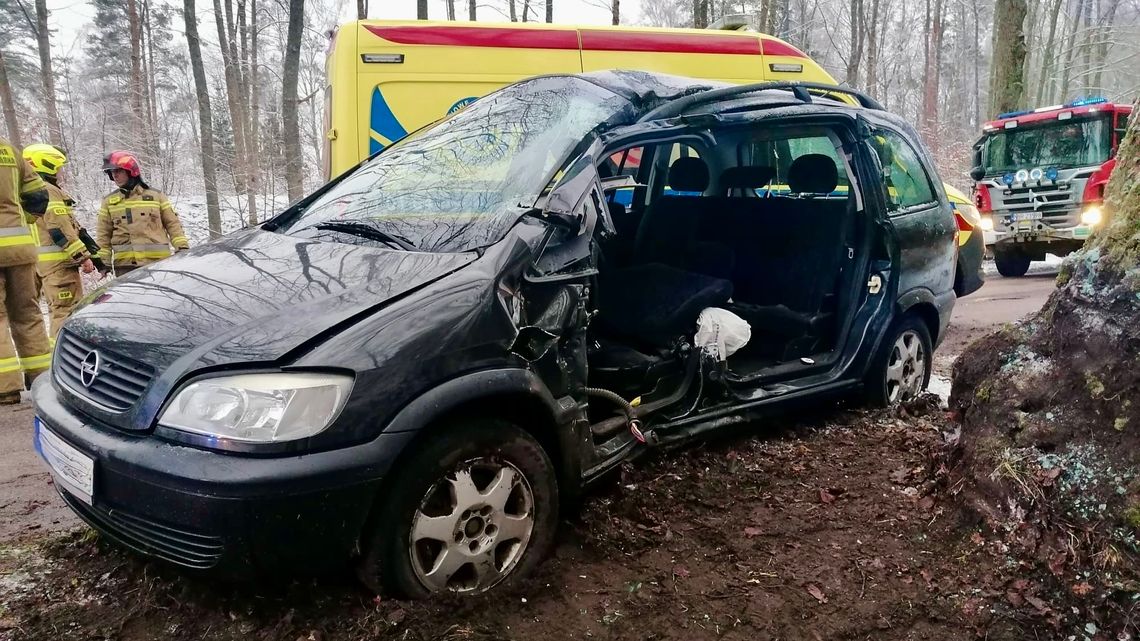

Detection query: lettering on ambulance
xmin=448 ymin=97 xmax=479 ymax=115
xmin=369 ymin=87 xmax=409 ymax=154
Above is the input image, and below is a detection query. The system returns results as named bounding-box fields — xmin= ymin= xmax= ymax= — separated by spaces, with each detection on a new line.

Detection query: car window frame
xmin=872 ymin=127 xmax=940 ymax=216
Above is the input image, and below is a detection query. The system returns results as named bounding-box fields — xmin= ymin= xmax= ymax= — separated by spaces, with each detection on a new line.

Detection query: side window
xmin=602 ymin=146 xmax=644 ymax=210
xmin=873 ymin=130 xmax=936 ymax=212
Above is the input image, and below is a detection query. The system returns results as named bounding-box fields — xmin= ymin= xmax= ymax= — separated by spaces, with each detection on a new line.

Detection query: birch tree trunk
xmin=182 ymin=0 xmax=222 ymax=238
xmin=282 ymin=0 xmax=305 ymax=202
xmin=33 ymin=0 xmax=62 ymax=148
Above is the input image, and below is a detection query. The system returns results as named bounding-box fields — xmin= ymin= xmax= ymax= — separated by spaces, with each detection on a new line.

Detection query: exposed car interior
xmin=584 ymin=122 xmax=870 ymax=439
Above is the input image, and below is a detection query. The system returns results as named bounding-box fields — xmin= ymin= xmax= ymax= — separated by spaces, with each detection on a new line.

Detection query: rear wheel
xmin=864 ymin=315 xmax=932 ymax=407
xmin=994 ymin=248 xmax=1031 ymax=277
xmin=356 ymin=419 xmax=558 ymax=599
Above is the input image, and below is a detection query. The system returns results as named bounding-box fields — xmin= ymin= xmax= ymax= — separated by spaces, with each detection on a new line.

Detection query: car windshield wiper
xmin=308 ymin=221 xmax=417 ymax=251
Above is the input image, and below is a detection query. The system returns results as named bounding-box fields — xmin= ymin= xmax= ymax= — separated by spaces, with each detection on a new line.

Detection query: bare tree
xmin=282 ymin=0 xmax=304 ymax=201
xmin=0 ymin=51 xmax=19 ymax=148
xmin=32 ymin=0 xmax=61 ymax=147
xmin=182 ymin=0 xmax=221 ymax=238
xmin=417 ymin=0 xmax=428 ymax=19
xmin=920 ymin=0 xmax=943 ymax=145
xmin=546 ymin=0 xmax=552 ymax=22
xmin=469 ymin=0 xmax=476 ymax=20
xmin=356 ymin=0 xmax=366 ymax=19
xmin=845 ymin=0 xmax=863 ymax=85
xmin=446 ymin=0 xmax=456 ymax=19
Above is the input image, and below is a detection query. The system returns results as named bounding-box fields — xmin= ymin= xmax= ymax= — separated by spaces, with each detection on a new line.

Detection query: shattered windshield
xmin=981 ymin=115 xmax=1112 ymax=174
xmin=280 ymin=77 xmax=632 ymax=253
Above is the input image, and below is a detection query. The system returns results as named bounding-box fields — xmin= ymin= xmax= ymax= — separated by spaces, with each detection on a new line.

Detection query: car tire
xmin=864 ymin=315 xmax=933 ymax=407
xmin=994 ymin=248 xmax=1031 ymax=277
xmin=356 ymin=419 xmax=559 ymax=599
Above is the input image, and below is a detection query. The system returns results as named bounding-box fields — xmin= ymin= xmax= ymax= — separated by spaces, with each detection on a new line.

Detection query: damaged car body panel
xmin=32 ymin=71 xmax=957 ymax=597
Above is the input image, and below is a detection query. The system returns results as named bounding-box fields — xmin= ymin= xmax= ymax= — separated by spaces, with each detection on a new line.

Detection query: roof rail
xmin=637 ymin=81 xmax=884 ymax=123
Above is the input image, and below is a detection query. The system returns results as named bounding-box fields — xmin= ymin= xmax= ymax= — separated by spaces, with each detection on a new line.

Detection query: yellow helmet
xmin=22 ymin=143 xmax=68 ymax=176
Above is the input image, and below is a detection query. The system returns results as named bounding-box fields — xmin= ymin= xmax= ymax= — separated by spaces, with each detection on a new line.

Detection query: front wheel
xmin=864 ymin=315 xmax=933 ymax=407
xmin=357 ymin=419 xmax=559 ymax=599
xmin=994 ymin=248 xmax=1031 ymax=277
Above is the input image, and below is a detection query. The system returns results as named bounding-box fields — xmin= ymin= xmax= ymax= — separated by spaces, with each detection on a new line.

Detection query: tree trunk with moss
xmin=950 ymin=101 xmax=1140 ymax=627
xmin=988 ymin=0 xmax=1027 ymax=114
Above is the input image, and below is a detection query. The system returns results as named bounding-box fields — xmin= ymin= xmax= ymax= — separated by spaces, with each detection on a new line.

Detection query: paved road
xmin=0 ymin=263 xmax=1062 ymax=543
xmin=936 ymin=265 xmax=1059 ymax=372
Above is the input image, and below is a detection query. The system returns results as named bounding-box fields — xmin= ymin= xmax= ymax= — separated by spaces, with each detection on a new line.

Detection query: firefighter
xmin=23 ymin=144 xmax=96 ymax=339
xmin=0 ymin=137 xmax=52 ymax=404
xmin=97 ymin=151 xmax=189 ymax=276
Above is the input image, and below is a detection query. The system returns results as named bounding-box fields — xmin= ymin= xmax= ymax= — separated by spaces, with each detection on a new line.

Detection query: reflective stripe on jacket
xmin=34 ymin=182 xmax=89 ymax=273
xmin=0 ymin=140 xmax=44 ymax=267
xmin=96 ymin=184 xmax=189 ymax=268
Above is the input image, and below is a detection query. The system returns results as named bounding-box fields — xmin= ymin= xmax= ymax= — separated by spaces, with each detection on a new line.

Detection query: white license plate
xmin=34 ymin=418 xmax=94 ymax=505
xmin=1011 ymin=212 xmax=1043 ymax=221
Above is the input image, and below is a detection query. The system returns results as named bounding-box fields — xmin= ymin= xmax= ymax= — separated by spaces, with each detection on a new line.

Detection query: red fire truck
xmin=970 ymin=98 xmax=1132 ymax=277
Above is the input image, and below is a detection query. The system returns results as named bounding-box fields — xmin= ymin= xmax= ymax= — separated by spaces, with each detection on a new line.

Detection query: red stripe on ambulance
xmin=579 ymin=30 xmax=761 ymax=54
xmin=363 ymin=25 xmax=579 ymax=50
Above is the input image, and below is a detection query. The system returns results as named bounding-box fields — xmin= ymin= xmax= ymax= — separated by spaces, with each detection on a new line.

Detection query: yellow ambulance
xmin=323 ymin=20 xmax=834 ymax=178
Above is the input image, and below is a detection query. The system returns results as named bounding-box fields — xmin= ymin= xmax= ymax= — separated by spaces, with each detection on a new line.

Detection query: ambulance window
xmin=872 ymin=129 xmax=936 ymax=212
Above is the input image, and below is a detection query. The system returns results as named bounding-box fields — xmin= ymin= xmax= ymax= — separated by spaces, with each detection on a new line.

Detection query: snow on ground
xmin=170 ymin=193 xmax=294 ymax=246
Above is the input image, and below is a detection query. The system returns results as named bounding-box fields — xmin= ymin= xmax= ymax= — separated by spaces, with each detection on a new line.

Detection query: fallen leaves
xmin=805 ymin=583 xmax=828 ymax=604
xmin=1071 ymin=582 xmax=1093 ymax=596
xmin=744 ymin=526 xmax=763 ymax=538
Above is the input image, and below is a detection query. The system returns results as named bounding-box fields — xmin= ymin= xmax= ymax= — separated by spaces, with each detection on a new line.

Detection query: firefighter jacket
xmin=33 ymin=182 xmax=90 ymax=275
xmin=96 ymin=184 xmax=189 ymax=268
xmin=0 ymin=139 xmax=48 ymax=268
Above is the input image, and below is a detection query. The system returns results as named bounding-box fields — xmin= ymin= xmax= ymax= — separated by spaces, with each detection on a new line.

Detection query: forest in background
xmin=0 ymin=0 xmax=1137 ymax=243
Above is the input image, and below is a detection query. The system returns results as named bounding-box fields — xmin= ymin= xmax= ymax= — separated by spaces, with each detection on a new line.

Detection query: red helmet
xmin=102 ymin=150 xmax=142 ymax=177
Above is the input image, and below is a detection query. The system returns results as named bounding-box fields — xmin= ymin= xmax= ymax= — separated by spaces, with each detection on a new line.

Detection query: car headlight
xmin=980 ymin=215 xmax=994 ymax=231
xmin=1080 ymin=206 xmax=1103 ymax=227
xmin=159 ymin=373 xmax=353 ymax=443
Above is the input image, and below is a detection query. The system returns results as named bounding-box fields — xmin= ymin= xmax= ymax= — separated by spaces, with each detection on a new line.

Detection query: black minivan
xmin=33 ymin=72 xmax=956 ymax=598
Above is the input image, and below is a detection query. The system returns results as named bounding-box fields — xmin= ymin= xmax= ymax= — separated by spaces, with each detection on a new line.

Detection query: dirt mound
xmin=949 ymin=250 xmax=1140 ymax=636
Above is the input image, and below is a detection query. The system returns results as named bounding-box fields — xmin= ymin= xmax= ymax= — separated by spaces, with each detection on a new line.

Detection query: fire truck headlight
xmin=1080 ymin=206 xmax=1103 ymax=227
xmin=980 ymin=215 xmax=995 ymax=231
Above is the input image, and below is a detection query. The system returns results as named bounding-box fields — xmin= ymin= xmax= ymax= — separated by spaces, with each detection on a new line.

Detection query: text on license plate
xmin=1011 ymin=212 xmax=1043 ymax=221
xmin=34 ymin=417 xmax=94 ymax=505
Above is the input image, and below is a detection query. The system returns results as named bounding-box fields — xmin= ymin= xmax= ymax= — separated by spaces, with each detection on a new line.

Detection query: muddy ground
xmin=0 ymin=269 xmax=1069 ymax=640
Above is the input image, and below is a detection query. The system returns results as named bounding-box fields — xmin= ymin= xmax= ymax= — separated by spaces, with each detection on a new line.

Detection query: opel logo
xmin=79 ymin=350 xmax=101 ymax=388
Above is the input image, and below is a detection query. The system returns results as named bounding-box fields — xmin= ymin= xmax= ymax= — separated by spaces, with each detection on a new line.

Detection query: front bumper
xmin=31 ymin=376 xmax=415 ymax=576
xmin=988 ymin=223 xmax=1095 ymax=247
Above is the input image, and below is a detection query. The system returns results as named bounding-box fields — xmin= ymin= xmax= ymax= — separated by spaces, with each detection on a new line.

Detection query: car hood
xmin=66 ymin=229 xmax=477 ymax=372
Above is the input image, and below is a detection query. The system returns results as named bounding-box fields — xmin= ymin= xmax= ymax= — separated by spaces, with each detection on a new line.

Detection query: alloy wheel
xmin=408 ymin=457 xmax=535 ymax=594
xmin=884 ymin=329 xmax=926 ymax=403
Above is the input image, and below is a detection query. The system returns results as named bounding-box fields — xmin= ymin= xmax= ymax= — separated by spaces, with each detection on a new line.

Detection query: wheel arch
xmin=895 ymin=288 xmax=943 ymax=346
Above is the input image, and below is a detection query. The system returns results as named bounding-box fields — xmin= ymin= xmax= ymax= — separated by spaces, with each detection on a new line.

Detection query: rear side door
xmin=869 ymin=128 xmax=957 ymax=307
